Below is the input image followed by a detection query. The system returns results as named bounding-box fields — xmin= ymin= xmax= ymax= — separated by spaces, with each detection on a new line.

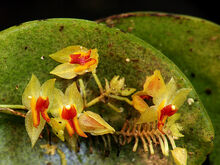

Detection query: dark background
xmin=0 ymin=0 xmax=218 ymax=164
xmin=0 ymin=0 xmax=219 ymax=31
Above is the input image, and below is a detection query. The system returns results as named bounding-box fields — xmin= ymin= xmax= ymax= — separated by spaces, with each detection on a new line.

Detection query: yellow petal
xmin=25 ymin=110 xmax=46 ymax=147
xmin=164 ymin=113 xmax=184 ymax=138
xmin=22 ymin=74 xmax=41 ymax=110
xmin=79 ymin=111 xmax=115 ymax=135
xmin=153 ymin=77 xmax=177 ymax=105
xmin=136 ymin=106 xmax=157 ymax=124
xmin=41 ymin=78 xmax=56 ymax=109
xmin=64 ymin=82 xmax=84 ymax=114
xmin=143 ymin=70 xmax=166 ymax=98
xmin=172 ymin=88 xmax=191 ymax=108
xmin=49 ymin=118 xmax=67 ymax=141
xmin=49 ymin=45 xmax=88 ymax=63
xmin=89 ymin=48 xmax=99 ymax=71
xmin=49 ymin=88 xmax=64 ymax=117
xmin=132 ymin=94 xmax=149 ymax=113
xmin=171 ymin=147 xmax=187 ymax=165
xmin=50 ymin=63 xmax=77 ymax=79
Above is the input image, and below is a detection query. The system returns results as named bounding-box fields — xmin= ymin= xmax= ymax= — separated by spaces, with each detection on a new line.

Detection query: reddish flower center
xmin=61 ymin=105 xmax=77 ymax=120
xmin=158 ymin=104 xmax=178 ymax=134
xmin=61 ymin=105 xmax=87 ymax=138
xmin=69 ymin=49 xmax=95 ymax=65
xmin=32 ymin=96 xmax=50 ymax=128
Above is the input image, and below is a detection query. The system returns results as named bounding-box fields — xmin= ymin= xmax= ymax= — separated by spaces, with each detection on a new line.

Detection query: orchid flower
xmin=133 ymin=70 xmax=191 ymax=133
xmin=49 ymin=82 xmax=87 ymax=140
xmin=49 ymin=45 xmax=99 ymax=79
xmin=22 ymin=74 xmax=55 ymax=146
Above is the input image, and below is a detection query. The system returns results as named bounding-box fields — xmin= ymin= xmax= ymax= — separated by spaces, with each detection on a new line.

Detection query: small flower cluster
xmin=4 ymin=45 xmax=190 ymax=165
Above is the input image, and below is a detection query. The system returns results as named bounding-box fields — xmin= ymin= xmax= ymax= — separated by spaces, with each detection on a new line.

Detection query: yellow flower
xmin=49 ymin=82 xmax=87 ymax=141
xmin=49 ymin=45 xmax=99 ymax=79
xmin=22 ymin=74 xmax=55 ymax=147
xmin=133 ymin=70 xmax=191 ymax=133
xmin=78 ymin=111 xmax=115 ymax=135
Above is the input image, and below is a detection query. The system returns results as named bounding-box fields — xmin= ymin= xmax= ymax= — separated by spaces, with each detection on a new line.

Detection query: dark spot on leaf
xmin=108 ymin=43 xmax=113 ymax=48
xmin=205 ymin=88 xmax=212 ymax=95
xmin=131 ymin=59 xmax=139 ymax=62
xmin=59 ymin=26 xmax=64 ymax=32
xmin=189 ymin=48 xmax=193 ymax=52
xmin=47 ymin=163 xmax=52 ymax=165
xmin=190 ymin=72 xmax=196 ymax=78
xmin=59 ymin=121 xmax=62 ymax=124
xmin=24 ymin=46 xmax=28 ymax=50
xmin=190 ymin=128 xmax=194 ymax=132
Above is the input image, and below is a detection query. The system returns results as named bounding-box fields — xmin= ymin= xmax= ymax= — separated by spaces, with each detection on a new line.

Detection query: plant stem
xmin=79 ymin=79 xmax=87 ymax=105
xmin=85 ymin=95 xmax=104 ymax=107
xmin=107 ymin=103 xmax=123 ymax=113
xmin=108 ymin=95 xmax=133 ymax=105
xmin=0 ymin=107 xmax=26 ymax=117
xmin=0 ymin=104 xmax=27 ymax=110
xmin=92 ymin=71 xmax=104 ymax=94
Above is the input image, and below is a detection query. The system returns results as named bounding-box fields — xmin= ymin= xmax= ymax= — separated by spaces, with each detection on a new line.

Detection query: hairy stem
xmin=79 ymin=79 xmax=87 ymax=105
xmin=0 ymin=104 xmax=27 ymax=110
xmin=92 ymin=71 xmax=104 ymax=94
xmin=108 ymin=95 xmax=133 ymax=105
xmin=0 ymin=107 xmax=26 ymax=117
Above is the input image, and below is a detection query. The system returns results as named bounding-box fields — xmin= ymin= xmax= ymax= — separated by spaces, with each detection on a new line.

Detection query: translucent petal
xmin=64 ymin=82 xmax=84 ymax=114
xmin=136 ymin=106 xmax=157 ymax=124
xmin=49 ymin=118 xmax=67 ymax=141
xmin=171 ymin=147 xmax=187 ymax=165
xmin=79 ymin=111 xmax=115 ymax=135
xmin=49 ymin=88 xmax=64 ymax=117
xmin=25 ymin=110 xmax=46 ymax=147
xmin=22 ymin=74 xmax=41 ymax=110
xmin=164 ymin=113 xmax=184 ymax=138
xmin=41 ymin=78 xmax=56 ymax=109
xmin=132 ymin=94 xmax=149 ymax=113
xmin=110 ymin=76 xmax=121 ymax=91
xmin=172 ymin=88 xmax=191 ymax=108
xmin=88 ymin=48 xmax=99 ymax=72
xmin=49 ymin=45 xmax=88 ymax=63
xmin=50 ymin=63 xmax=77 ymax=79
xmin=165 ymin=77 xmax=177 ymax=104
xmin=143 ymin=70 xmax=166 ymax=98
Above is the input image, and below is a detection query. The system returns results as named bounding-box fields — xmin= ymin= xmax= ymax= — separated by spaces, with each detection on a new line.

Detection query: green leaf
xmin=0 ymin=18 xmax=214 ymax=164
xmin=25 ymin=111 xmax=46 ymax=147
xmin=99 ymin=12 xmax=219 ymax=164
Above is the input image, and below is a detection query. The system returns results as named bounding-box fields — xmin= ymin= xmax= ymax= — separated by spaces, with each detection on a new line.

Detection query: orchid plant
xmin=0 ymin=46 xmax=191 ymax=165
